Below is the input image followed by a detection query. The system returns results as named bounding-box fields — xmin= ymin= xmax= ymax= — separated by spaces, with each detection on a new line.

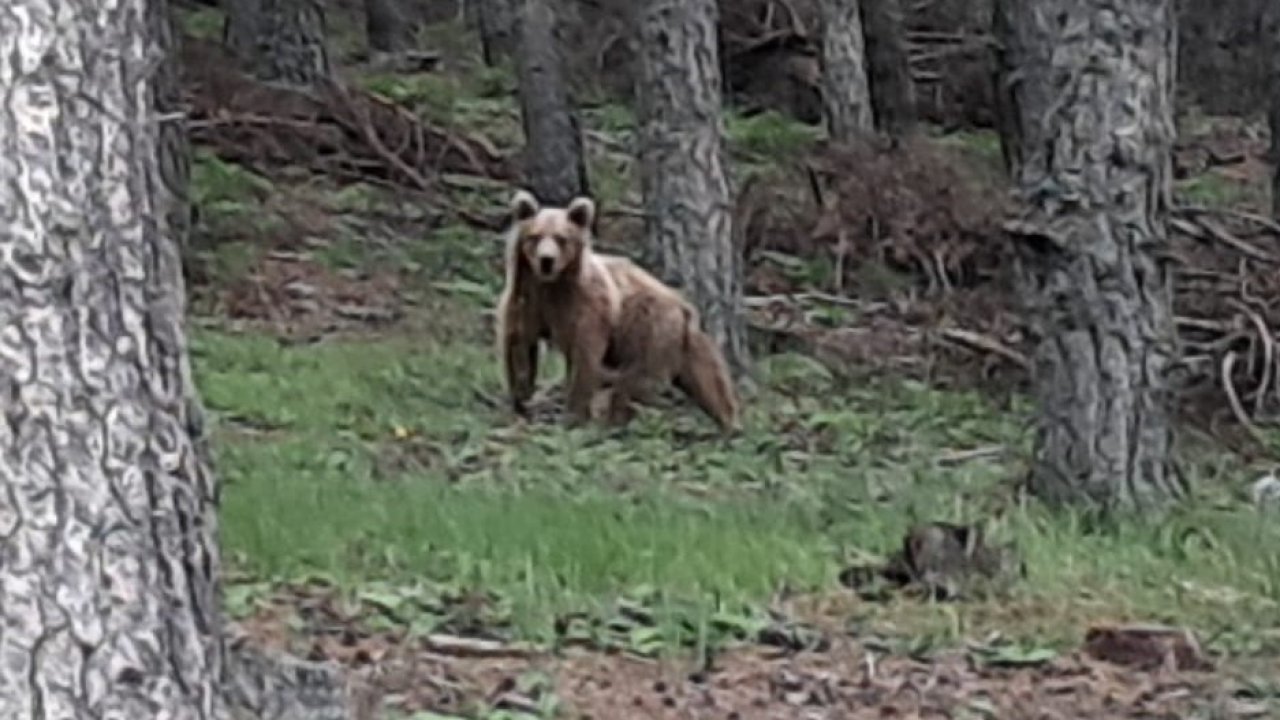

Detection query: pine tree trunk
xmin=515 ymin=0 xmax=589 ymax=205
xmin=635 ymin=0 xmax=749 ymax=376
xmin=860 ymin=0 xmax=916 ymax=136
xmin=997 ymin=0 xmax=1185 ymax=510
xmin=1264 ymin=2 xmax=1280 ymax=219
xmin=222 ymin=0 xmax=331 ymax=87
xmin=0 ymin=1 xmax=224 ymax=716
xmin=365 ymin=0 xmax=413 ymax=54
xmin=0 ymin=1 xmax=371 ymax=717
xmin=819 ymin=0 xmax=875 ymax=142
xmin=990 ymin=0 xmax=1019 ymax=176
xmin=475 ymin=0 xmax=518 ymax=66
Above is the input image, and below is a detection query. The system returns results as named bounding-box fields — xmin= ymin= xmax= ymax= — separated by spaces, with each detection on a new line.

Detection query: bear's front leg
xmin=563 ymin=332 xmax=608 ymax=427
xmin=504 ymin=330 xmax=539 ymax=415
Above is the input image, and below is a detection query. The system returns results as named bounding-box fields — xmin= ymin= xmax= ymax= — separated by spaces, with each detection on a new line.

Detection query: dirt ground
xmin=240 ymin=605 xmax=1275 ymax=719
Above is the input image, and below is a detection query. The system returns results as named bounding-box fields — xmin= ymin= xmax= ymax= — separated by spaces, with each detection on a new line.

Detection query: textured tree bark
xmin=515 ymin=0 xmax=590 ymax=206
xmin=0 ymin=0 xmax=371 ymax=718
xmin=819 ymin=0 xmax=875 ymax=142
xmin=222 ymin=0 xmax=331 ymax=87
xmin=0 ymin=1 xmax=223 ymax=716
xmin=635 ymin=0 xmax=749 ymax=376
xmin=364 ymin=0 xmax=413 ymax=54
xmin=997 ymin=0 xmax=1185 ymax=510
xmin=860 ymin=0 xmax=916 ymax=136
xmin=475 ymin=0 xmax=518 ymax=66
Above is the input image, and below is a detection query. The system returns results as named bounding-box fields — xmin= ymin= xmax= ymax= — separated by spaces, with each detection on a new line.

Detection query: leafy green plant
xmin=726 ymin=110 xmax=820 ymax=161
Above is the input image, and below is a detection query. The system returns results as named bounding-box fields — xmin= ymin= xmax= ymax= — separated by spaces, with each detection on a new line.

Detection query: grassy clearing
xmin=200 ymin=253 xmax=1280 ymax=659
xmin=180 ymin=6 xmax=1280 ymax=665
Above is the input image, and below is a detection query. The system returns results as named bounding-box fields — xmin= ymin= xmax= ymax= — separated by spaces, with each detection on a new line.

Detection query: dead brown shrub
xmin=742 ymin=135 xmax=1009 ymax=299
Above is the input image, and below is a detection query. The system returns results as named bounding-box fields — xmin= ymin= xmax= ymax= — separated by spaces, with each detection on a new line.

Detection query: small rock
xmin=1250 ymin=471 xmax=1280 ymax=509
xmin=1083 ymin=623 xmax=1213 ymax=672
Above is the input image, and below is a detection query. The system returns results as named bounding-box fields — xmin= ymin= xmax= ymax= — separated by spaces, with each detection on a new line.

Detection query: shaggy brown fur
xmin=495 ymin=189 xmax=620 ymax=424
xmin=595 ymin=255 xmax=741 ymax=433
xmin=496 ymin=189 xmax=741 ymax=431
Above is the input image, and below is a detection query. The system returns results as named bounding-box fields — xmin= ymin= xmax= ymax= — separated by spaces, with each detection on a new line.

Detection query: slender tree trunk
xmin=819 ymin=0 xmax=875 ymax=143
xmin=365 ymin=0 xmax=413 ymax=54
xmin=474 ymin=0 xmax=518 ymax=66
xmin=1265 ymin=2 xmax=1280 ymax=219
xmin=635 ymin=0 xmax=749 ymax=376
xmin=0 ymin=0 xmax=370 ymax=717
xmin=515 ymin=0 xmax=589 ymax=205
xmin=860 ymin=0 xmax=916 ymax=136
xmin=997 ymin=0 xmax=1184 ymax=510
xmin=222 ymin=0 xmax=331 ymax=87
xmin=990 ymin=0 xmax=1020 ymax=176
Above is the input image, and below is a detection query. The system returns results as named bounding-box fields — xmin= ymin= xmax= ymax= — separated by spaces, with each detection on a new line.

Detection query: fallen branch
xmin=937 ymin=328 xmax=1030 ymax=371
xmin=1176 ymin=204 xmax=1280 ymax=236
xmin=421 ymin=633 xmax=538 ymax=659
xmin=1221 ymin=352 xmax=1265 ymax=439
xmin=1169 ymin=216 xmax=1279 ymax=265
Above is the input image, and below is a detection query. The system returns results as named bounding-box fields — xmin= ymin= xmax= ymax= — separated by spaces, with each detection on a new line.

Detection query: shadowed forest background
xmin=163 ymin=0 xmax=1280 ymax=716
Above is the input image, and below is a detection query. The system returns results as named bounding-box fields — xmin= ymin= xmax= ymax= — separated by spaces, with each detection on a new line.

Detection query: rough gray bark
xmin=0 ymin=0 xmax=372 ymax=717
xmin=475 ymin=0 xmax=518 ymax=66
xmin=515 ymin=0 xmax=589 ymax=205
xmin=997 ymin=0 xmax=1185 ymax=510
xmin=364 ymin=0 xmax=413 ymax=53
xmin=819 ymin=0 xmax=875 ymax=142
xmin=222 ymin=0 xmax=331 ymax=87
xmin=635 ymin=0 xmax=749 ymax=376
xmin=860 ymin=0 xmax=916 ymax=135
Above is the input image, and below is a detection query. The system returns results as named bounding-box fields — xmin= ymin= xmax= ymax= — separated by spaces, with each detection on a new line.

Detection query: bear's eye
xmin=553 ymin=234 xmax=568 ymax=246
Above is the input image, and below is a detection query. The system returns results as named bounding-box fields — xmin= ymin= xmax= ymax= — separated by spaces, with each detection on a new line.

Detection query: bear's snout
xmin=533 ymin=236 xmax=561 ymax=279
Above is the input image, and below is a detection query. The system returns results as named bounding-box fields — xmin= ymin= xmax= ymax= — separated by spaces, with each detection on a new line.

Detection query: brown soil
xmin=237 ymin=593 xmax=1271 ymax=719
xmin=263 ymin=624 xmax=1267 ymax=718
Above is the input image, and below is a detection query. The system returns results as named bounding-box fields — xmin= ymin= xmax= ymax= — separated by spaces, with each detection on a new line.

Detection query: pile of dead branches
xmin=737 ymin=137 xmax=1280 ymax=437
xmin=181 ymin=39 xmax=512 ymax=193
xmin=1169 ymin=207 xmax=1280 ymax=433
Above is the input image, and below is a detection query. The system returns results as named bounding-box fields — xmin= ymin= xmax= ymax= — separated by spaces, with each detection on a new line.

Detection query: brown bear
xmin=597 ymin=255 xmax=741 ymax=433
xmin=494 ymin=189 xmax=621 ymax=424
xmin=495 ymin=188 xmax=741 ymax=432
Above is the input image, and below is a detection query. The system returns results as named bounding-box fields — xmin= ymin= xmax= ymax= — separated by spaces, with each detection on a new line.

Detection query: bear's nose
xmin=539 ymin=257 xmax=554 ymax=275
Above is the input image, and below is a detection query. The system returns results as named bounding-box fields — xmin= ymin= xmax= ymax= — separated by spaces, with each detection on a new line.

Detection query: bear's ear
xmin=566 ymin=196 xmax=596 ymax=230
xmin=511 ymin=190 xmax=540 ymax=222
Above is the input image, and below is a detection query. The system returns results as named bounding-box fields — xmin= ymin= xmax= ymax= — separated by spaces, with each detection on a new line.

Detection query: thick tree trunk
xmin=365 ymin=0 xmax=413 ymax=54
xmin=515 ymin=0 xmax=589 ymax=205
xmin=819 ymin=0 xmax=875 ymax=142
xmin=635 ymin=0 xmax=749 ymax=376
xmin=997 ymin=0 xmax=1185 ymax=510
xmin=222 ymin=0 xmax=331 ymax=87
xmin=475 ymin=0 xmax=518 ymax=66
xmin=0 ymin=0 xmax=370 ymax=718
xmin=860 ymin=0 xmax=916 ymax=136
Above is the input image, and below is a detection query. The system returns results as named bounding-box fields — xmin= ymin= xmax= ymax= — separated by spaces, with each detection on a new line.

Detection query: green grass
xmin=1175 ymin=171 xmax=1260 ymax=209
xmin=178 ymin=29 xmax=1280 ymax=662
xmin=725 ymin=110 xmax=821 ymax=162
xmin=200 ymin=312 xmax=1280 ymax=658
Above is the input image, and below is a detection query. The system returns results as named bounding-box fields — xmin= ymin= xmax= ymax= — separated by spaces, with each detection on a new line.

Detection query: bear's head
xmin=509 ymin=189 xmax=596 ymax=283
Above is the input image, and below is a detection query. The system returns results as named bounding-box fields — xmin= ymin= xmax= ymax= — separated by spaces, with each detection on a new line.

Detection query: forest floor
xmin=178 ymin=4 xmax=1280 ymax=718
